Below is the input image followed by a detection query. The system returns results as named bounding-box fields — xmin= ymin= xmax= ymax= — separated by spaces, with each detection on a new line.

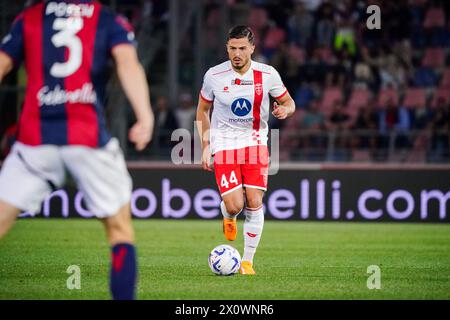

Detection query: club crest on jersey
xmin=231 ymin=98 xmax=252 ymax=117
xmin=255 ymin=83 xmax=263 ymax=96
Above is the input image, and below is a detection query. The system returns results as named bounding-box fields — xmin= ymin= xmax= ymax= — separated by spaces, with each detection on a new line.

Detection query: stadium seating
xmin=440 ymin=68 xmax=450 ymax=87
xmin=402 ymin=88 xmax=426 ymax=109
xmin=289 ymin=45 xmax=306 ymax=64
xmin=377 ymin=88 xmax=399 ymax=108
xmin=319 ymin=87 xmax=343 ymax=114
xmin=431 ymin=87 xmax=450 ymax=107
xmin=279 ymin=110 xmax=305 ymax=160
xmin=248 ymin=7 xmax=268 ymax=30
xmin=423 ymin=7 xmax=446 ymax=28
xmin=347 ymin=88 xmax=370 ymax=111
xmin=315 ymin=47 xmax=334 ymax=64
xmin=422 ymin=48 xmax=445 ymax=68
xmin=263 ymin=27 xmax=286 ymax=49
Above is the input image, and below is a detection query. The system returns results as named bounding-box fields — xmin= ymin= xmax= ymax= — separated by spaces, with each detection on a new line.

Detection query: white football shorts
xmin=0 ymin=138 xmax=132 ymax=218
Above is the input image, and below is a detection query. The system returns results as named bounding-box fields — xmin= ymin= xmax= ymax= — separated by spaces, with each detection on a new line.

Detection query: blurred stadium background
xmin=1 ymin=0 xmax=449 ymax=163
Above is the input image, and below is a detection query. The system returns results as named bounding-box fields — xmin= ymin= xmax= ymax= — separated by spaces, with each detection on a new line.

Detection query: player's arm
xmin=0 ymin=51 xmax=14 ymax=84
xmin=112 ymin=44 xmax=154 ymax=151
xmin=272 ymin=91 xmax=295 ymax=120
xmin=196 ymin=96 xmax=213 ymax=171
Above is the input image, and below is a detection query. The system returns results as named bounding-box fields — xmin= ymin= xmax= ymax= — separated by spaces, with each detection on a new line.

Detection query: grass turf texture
xmin=0 ymin=219 xmax=449 ymax=299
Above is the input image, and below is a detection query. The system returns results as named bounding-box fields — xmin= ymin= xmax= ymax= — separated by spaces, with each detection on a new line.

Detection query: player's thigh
xmin=241 ymin=145 xmax=269 ymax=201
xmin=0 ymin=143 xmax=64 ymax=214
xmin=214 ymin=149 xmax=245 ymax=213
xmin=60 ymin=138 xmax=132 ymax=218
xmin=213 ymin=149 xmax=243 ymax=197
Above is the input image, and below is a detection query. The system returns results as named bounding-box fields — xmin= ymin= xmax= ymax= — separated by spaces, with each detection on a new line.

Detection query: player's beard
xmin=232 ymin=58 xmax=249 ymax=70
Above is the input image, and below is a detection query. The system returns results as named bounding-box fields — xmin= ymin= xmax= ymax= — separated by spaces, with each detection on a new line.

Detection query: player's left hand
xmin=272 ymin=102 xmax=289 ymax=120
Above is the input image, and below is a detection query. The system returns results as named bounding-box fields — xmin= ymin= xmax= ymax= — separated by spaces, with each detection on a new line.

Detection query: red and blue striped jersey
xmin=0 ymin=0 xmax=136 ymax=147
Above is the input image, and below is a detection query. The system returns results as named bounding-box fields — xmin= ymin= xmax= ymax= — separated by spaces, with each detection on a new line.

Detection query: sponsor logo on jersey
xmin=229 ymin=118 xmax=254 ymax=123
xmin=232 ymin=78 xmax=253 ymax=86
xmin=231 ymin=98 xmax=252 ymax=117
xmin=37 ymin=83 xmax=97 ymax=107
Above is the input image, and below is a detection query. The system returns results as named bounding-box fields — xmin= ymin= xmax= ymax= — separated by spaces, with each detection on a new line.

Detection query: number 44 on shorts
xmin=221 ymin=171 xmax=238 ymax=189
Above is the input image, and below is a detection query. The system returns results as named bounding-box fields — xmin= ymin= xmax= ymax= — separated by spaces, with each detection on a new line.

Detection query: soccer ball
xmin=208 ymin=244 xmax=241 ymax=276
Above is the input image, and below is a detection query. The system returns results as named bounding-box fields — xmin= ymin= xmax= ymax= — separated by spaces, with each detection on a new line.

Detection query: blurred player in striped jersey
xmin=196 ymin=26 xmax=295 ymax=275
xmin=0 ymin=0 xmax=154 ymax=299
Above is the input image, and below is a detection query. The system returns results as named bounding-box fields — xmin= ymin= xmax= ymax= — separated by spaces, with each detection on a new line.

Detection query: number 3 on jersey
xmin=51 ymin=17 xmax=83 ymax=78
xmin=220 ymin=170 xmax=239 ymax=189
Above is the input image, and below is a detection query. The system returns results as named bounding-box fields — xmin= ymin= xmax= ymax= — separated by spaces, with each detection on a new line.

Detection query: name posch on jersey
xmin=46 ymin=2 xmax=95 ymax=18
xmin=37 ymin=83 xmax=97 ymax=107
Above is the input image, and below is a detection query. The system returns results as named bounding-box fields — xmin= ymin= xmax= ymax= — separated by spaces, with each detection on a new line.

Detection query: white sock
xmin=220 ymin=201 xmax=241 ymax=219
xmin=242 ymin=206 xmax=264 ymax=264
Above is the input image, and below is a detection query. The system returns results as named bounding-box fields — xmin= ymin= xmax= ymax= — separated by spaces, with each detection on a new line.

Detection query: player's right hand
xmin=201 ymin=145 xmax=213 ymax=171
xmin=129 ymin=121 xmax=153 ymax=151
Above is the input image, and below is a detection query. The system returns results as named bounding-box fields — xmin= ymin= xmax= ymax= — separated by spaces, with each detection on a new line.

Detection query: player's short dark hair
xmin=227 ymin=25 xmax=255 ymax=45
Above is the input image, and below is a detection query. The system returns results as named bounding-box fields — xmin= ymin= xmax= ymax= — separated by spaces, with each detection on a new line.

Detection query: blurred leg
xmin=101 ymin=202 xmax=134 ymax=245
xmin=101 ymin=202 xmax=137 ymax=300
xmin=0 ymin=200 xmax=21 ymax=239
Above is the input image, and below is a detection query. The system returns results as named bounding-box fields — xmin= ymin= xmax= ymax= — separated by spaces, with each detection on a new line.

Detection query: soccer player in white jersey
xmin=196 ymin=26 xmax=295 ymax=275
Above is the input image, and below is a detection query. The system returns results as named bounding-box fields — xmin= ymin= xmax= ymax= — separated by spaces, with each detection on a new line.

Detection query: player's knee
xmin=224 ymin=202 xmax=244 ymax=216
xmin=228 ymin=206 xmax=243 ymax=216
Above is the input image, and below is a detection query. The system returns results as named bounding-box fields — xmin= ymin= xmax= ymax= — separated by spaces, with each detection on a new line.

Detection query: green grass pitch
xmin=0 ymin=219 xmax=449 ymax=299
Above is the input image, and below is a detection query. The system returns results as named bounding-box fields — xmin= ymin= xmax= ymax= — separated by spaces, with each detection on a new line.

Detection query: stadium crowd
xmin=153 ymin=0 xmax=450 ymax=162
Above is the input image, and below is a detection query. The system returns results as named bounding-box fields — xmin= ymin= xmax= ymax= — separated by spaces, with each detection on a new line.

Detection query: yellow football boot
xmin=239 ymin=261 xmax=256 ymax=275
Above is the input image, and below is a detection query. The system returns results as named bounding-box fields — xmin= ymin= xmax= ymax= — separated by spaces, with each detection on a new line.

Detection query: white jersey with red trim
xmin=200 ymin=60 xmax=288 ymax=154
